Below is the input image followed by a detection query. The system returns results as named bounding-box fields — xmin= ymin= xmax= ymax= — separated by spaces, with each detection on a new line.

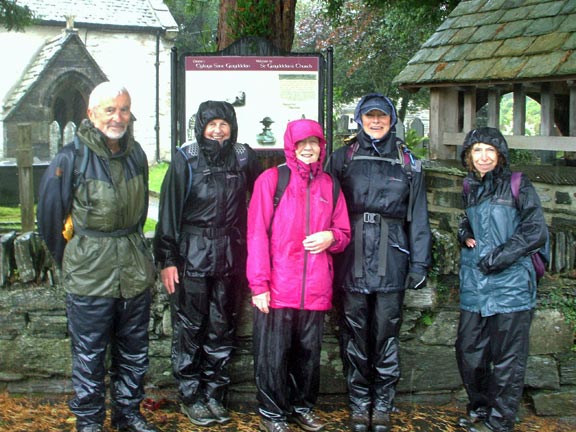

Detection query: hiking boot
xmin=371 ymin=410 xmax=391 ymax=432
xmin=458 ymin=407 xmax=489 ymax=428
xmin=180 ymin=401 xmax=217 ymax=426
xmin=259 ymin=418 xmax=296 ymax=432
xmin=467 ymin=422 xmax=496 ymax=432
xmin=288 ymin=410 xmax=325 ymax=431
xmin=206 ymin=398 xmax=231 ymax=424
xmin=77 ymin=425 xmax=103 ymax=432
xmin=113 ymin=414 xmax=158 ymax=432
xmin=350 ymin=410 xmax=370 ymax=432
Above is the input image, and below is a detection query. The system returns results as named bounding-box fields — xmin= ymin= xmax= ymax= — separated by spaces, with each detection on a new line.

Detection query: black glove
xmin=477 ymin=256 xmax=494 ymax=274
xmin=404 ymin=272 xmax=427 ymax=290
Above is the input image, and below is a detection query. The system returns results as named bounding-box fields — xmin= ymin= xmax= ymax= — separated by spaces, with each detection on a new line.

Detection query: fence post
xmin=17 ymin=124 xmax=35 ymax=232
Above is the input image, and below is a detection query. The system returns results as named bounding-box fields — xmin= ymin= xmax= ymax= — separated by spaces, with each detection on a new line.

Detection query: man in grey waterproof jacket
xmin=37 ymin=82 xmax=157 ymax=432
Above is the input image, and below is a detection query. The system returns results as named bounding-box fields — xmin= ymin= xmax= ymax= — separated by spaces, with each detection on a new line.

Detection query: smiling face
xmin=295 ymin=136 xmax=321 ymax=164
xmin=470 ymin=143 xmax=499 ymax=177
xmin=361 ymin=109 xmax=391 ymax=140
xmin=203 ymin=118 xmax=231 ymax=145
xmin=88 ymin=92 xmax=131 ymax=143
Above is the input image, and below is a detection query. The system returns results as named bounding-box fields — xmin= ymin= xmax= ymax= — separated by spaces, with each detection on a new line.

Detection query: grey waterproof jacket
xmin=457 ymin=128 xmax=548 ymax=316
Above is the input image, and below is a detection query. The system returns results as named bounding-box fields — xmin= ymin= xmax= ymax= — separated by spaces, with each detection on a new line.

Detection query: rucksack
xmin=463 ymin=171 xmax=550 ymax=280
xmin=177 ymin=141 xmax=249 ymax=201
xmin=273 ymin=164 xmax=340 ymax=210
xmin=341 ymin=136 xmax=421 ymax=222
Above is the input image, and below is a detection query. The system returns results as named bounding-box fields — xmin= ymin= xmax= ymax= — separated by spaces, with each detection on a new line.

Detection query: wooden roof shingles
xmin=394 ymin=0 xmax=576 ymax=89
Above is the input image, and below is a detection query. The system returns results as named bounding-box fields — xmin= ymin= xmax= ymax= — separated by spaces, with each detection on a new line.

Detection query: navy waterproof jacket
xmin=457 ymin=128 xmax=548 ymax=316
xmin=325 ymin=94 xmax=431 ymax=293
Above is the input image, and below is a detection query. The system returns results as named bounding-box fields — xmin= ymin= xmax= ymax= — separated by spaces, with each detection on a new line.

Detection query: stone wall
xmin=0 ymin=165 xmax=575 ymax=420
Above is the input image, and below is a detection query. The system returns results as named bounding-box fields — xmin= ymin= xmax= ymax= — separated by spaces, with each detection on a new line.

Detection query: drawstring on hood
xmin=283 ymin=119 xmax=327 ymax=180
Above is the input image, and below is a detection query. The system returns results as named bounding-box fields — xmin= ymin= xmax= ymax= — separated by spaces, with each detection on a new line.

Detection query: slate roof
xmin=2 ymin=30 xmax=105 ymax=113
xmin=16 ymin=0 xmax=177 ymax=31
xmin=393 ymin=0 xmax=576 ymax=89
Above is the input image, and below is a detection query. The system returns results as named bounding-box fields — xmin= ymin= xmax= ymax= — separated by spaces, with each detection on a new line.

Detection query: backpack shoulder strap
xmin=326 ymin=172 xmax=341 ymax=209
xmin=73 ymin=136 xmax=90 ymax=189
xmin=233 ymin=143 xmax=249 ymax=169
xmin=510 ymin=171 xmax=522 ymax=203
xmin=274 ymin=164 xmax=290 ymax=209
xmin=176 ymin=142 xmax=199 ymax=201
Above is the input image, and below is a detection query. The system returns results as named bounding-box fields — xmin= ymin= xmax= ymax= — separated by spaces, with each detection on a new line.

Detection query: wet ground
xmin=1 ymin=392 xmax=574 ymax=432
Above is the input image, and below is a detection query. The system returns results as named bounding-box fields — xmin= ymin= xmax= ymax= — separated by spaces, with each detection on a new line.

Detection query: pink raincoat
xmin=247 ymin=119 xmax=351 ymax=310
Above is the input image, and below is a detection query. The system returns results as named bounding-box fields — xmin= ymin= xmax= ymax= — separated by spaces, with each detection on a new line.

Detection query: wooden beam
xmin=463 ymin=89 xmax=476 ymax=133
xmin=429 ymin=88 xmax=459 ymax=159
xmin=487 ymin=89 xmax=500 ymax=128
xmin=513 ymin=84 xmax=526 ymax=136
xmin=443 ymin=132 xmax=576 ymax=151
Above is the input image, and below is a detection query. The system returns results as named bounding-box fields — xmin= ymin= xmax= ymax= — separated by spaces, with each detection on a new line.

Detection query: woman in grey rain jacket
xmin=456 ymin=127 xmax=548 ymax=432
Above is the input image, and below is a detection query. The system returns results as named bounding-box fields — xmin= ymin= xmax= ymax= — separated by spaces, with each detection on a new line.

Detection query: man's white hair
xmin=88 ymin=81 xmax=130 ymax=110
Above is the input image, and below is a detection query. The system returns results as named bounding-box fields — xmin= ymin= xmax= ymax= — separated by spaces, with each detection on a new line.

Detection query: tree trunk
xmin=217 ymin=0 xmax=296 ymax=52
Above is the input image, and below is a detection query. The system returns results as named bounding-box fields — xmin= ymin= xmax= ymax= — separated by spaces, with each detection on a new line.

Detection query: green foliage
xmin=164 ymin=0 xmax=219 ymax=52
xmin=143 ymin=218 xmax=157 ymax=235
xmin=0 ymin=0 xmax=34 ymax=31
xmin=420 ymin=311 xmax=434 ymax=326
xmin=404 ymin=129 xmax=428 ymax=159
xmin=540 ymin=283 xmax=576 ymax=334
xmin=149 ymin=162 xmax=169 ymax=194
xmin=227 ymin=0 xmax=275 ymax=40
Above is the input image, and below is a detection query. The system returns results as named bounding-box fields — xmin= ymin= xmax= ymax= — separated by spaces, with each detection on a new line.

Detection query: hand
xmin=302 ymin=231 xmax=334 ymax=254
xmin=252 ymin=292 xmax=271 ymax=314
xmin=160 ymin=266 xmax=179 ymax=294
xmin=465 ymin=238 xmax=476 ymax=248
xmin=404 ymin=272 xmax=427 ymax=290
xmin=477 ymin=256 xmax=494 ymax=274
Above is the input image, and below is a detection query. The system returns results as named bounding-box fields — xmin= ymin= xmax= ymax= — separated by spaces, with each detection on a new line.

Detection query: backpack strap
xmin=510 ymin=171 xmax=521 ymax=203
xmin=274 ymin=164 xmax=290 ymax=209
xmin=73 ymin=135 xmax=90 ymax=189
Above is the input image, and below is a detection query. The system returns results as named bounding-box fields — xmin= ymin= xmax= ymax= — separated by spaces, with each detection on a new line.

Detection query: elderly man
xmin=37 ymin=81 xmax=157 ymax=432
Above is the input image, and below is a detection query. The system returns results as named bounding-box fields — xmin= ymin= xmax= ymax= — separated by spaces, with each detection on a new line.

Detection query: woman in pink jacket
xmin=248 ymin=119 xmax=351 ymax=432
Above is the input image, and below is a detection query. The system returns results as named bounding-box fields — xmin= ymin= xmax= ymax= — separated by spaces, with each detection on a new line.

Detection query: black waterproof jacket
xmin=325 ymin=94 xmax=431 ymax=293
xmin=457 ymin=128 xmax=548 ymax=316
xmin=153 ymin=101 xmax=262 ymax=277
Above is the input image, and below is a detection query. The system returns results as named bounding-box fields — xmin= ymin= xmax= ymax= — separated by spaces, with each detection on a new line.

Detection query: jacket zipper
xmin=300 ymin=174 xmax=312 ymax=309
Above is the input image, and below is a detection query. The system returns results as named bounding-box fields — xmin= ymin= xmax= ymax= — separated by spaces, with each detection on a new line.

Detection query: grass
xmin=149 ymin=162 xmax=169 ymax=194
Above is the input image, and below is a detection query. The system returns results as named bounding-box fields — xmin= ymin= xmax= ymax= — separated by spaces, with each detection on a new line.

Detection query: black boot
xmin=350 ymin=409 xmax=370 ymax=432
xmin=371 ymin=410 xmax=391 ymax=432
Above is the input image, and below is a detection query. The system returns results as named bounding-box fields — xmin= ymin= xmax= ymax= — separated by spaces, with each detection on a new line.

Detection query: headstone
xmin=410 ymin=117 xmax=425 ymax=137
xmin=49 ymin=121 xmax=61 ymax=159
xmin=63 ymin=121 xmax=76 ymax=146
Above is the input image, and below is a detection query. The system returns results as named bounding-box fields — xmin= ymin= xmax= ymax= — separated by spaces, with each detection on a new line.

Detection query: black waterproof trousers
xmin=253 ymin=307 xmax=325 ymax=420
xmin=171 ymin=275 xmax=238 ymax=405
xmin=337 ymin=290 xmax=405 ymax=413
xmin=66 ymin=291 xmax=151 ymax=429
xmin=455 ymin=310 xmax=533 ymax=432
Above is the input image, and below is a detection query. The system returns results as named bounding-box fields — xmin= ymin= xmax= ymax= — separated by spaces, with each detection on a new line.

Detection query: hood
xmin=460 ymin=127 xmax=510 ymax=169
xmin=194 ymin=100 xmax=238 ymax=146
xmin=354 ymin=93 xmax=398 ymax=130
xmin=76 ymin=118 xmax=134 ymax=158
xmin=283 ymin=119 xmax=327 ymax=180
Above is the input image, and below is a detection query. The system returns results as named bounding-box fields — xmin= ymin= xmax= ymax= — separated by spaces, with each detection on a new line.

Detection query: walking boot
xmin=371 ymin=410 xmax=391 ymax=432
xmin=350 ymin=409 xmax=370 ymax=432
xmin=458 ymin=407 xmax=488 ymax=428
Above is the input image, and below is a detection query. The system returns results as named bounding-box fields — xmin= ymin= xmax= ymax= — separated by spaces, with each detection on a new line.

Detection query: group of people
xmin=37 ymin=82 xmax=547 ymax=432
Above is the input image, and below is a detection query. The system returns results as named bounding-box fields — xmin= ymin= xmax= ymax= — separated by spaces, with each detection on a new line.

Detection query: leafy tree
xmin=295 ymin=0 xmax=458 ymax=121
xmin=0 ymin=0 xmax=34 ymax=31
xmin=164 ymin=0 xmax=219 ymax=52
